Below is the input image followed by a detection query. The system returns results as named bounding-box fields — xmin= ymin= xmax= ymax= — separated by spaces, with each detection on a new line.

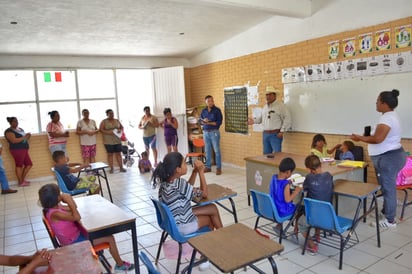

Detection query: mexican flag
xmin=44 ymin=72 xmax=62 ymax=82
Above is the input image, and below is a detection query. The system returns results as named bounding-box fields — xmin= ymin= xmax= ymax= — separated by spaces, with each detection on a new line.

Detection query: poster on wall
xmin=395 ymin=25 xmax=411 ymax=48
xmin=375 ymin=29 xmax=391 ymax=51
xmin=323 ymin=63 xmax=336 ymax=80
xmin=328 ymin=40 xmax=339 ymax=59
xmin=358 ymin=33 xmax=373 ymax=54
xmin=343 ymin=37 xmax=356 ymax=57
xmin=247 ymin=85 xmax=259 ymax=105
xmin=392 ymin=52 xmax=410 ymax=73
xmin=224 ymin=86 xmax=248 ymax=134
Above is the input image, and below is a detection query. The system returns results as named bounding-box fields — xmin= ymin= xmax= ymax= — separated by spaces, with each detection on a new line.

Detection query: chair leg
xmin=253 ymin=217 xmax=260 ymax=230
xmin=97 ymin=251 xmax=112 ymax=274
xmin=339 ymin=236 xmax=344 ymax=270
xmin=399 ymin=188 xmax=409 ymax=221
xmin=155 ymin=231 xmax=168 ymax=264
xmin=302 ymin=227 xmax=312 ymax=255
xmin=175 ymin=243 xmax=183 ymax=274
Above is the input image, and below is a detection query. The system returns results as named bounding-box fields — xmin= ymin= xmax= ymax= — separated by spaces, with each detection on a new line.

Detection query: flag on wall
xmin=44 ymin=72 xmax=62 ymax=82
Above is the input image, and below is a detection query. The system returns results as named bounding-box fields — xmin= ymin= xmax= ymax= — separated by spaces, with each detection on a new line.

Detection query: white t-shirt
xmin=368 ymin=111 xmax=402 ymax=156
xmin=77 ymin=119 xmax=97 ymax=146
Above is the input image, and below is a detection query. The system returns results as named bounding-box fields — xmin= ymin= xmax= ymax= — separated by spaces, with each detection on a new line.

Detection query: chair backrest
xmin=42 ymin=216 xmax=61 ymax=248
xmin=52 ymin=168 xmax=88 ymax=195
xmin=335 ymin=145 xmax=363 ymax=161
xmin=303 ymin=198 xmax=347 ymax=234
xmin=139 ymin=252 xmax=161 ymax=274
xmin=151 ymin=198 xmax=188 ymax=243
xmin=250 ymin=189 xmax=293 ymax=223
xmin=192 ymin=138 xmax=205 ymax=148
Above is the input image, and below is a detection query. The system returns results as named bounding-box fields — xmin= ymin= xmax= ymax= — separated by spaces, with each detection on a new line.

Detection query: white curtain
xmin=152 ymin=66 xmax=188 ymax=161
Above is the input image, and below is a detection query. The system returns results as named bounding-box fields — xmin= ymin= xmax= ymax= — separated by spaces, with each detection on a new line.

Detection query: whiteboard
xmin=284 ymin=72 xmax=412 ymax=138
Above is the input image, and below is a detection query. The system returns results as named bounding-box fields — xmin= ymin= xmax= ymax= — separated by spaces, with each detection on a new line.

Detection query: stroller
xmin=121 ymin=140 xmax=141 ymax=168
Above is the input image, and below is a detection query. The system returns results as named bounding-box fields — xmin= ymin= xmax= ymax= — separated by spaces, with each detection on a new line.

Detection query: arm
xmin=99 ymin=120 xmax=113 ymax=135
xmin=193 ymin=160 xmax=208 ymax=197
xmin=52 ymin=194 xmax=81 ymax=222
xmin=17 ymin=249 xmax=51 ymax=274
xmin=327 ymin=144 xmax=341 ymax=155
xmin=151 ymin=117 xmax=160 ymax=128
xmin=351 ymin=123 xmax=390 ymax=144
xmin=68 ymin=163 xmax=90 ymax=173
xmin=171 ymin=117 xmax=178 ymax=129
xmin=284 ymin=184 xmax=302 ymax=203
xmin=5 ymin=131 xmax=31 ymax=144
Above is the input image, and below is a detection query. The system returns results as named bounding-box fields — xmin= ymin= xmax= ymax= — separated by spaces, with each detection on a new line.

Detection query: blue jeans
xmin=263 ymin=132 xmax=283 ymax=154
xmin=0 ymin=156 xmax=11 ymax=190
xmin=203 ymin=130 xmax=221 ymax=169
xmin=370 ymin=147 xmax=406 ymax=223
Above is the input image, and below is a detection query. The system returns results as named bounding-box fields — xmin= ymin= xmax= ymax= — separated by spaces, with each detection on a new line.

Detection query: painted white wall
xmin=189 ymin=0 xmax=412 ymax=67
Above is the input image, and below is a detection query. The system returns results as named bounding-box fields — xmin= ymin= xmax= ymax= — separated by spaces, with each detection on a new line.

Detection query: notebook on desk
xmin=337 ymin=160 xmax=365 ymax=168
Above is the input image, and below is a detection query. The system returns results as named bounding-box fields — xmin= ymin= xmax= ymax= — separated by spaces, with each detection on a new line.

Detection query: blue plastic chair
xmin=52 ymin=168 xmax=89 ymax=196
xmin=139 ymin=251 xmax=161 ymax=274
xmin=150 ymin=198 xmax=211 ymax=274
xmin=302 ymin=198 xmax=354 ymax=270
xmin=250 ymin=189 xmax=295 ymax=243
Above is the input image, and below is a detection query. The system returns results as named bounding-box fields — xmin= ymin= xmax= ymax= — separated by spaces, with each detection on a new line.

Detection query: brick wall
xmin=187 ymin=16 xmax=412 ymax=184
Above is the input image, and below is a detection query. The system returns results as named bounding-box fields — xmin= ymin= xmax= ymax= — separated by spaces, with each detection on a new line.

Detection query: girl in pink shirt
xmin=38 ymin=184 xmax=134 ymax=271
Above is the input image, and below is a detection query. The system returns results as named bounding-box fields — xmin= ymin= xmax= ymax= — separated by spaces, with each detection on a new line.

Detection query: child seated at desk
xmin=38 ymin=184 xmax=134 ymax=271
xmin=270 ymin=157 xmax=303 ymax=218
xmin=152 ymin=152 xmax=223 ymax=234
xmin=337 ymin=140 xmax=355 ymax=160
xmin=138 ymin=151 xmax=152 ymax=173
xmin=0 ymin=249 xmax=51 ymax=274
xmin=310 ymin=134 xmax=340 ymax=159
xmin=299 ymin=155 xmax=334 ymax=255
xmin=52 ymin=150 xmax=100 ymax=195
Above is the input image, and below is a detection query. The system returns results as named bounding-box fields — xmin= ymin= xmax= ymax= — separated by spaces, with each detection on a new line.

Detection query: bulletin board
xmin=284 ymin=72 xmax=412 ymax=138
xmin=224 ymin=87 xmax=248 ymax=134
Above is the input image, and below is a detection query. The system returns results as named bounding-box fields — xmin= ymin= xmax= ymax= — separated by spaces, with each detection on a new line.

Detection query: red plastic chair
xmin=185 ymin=138 xmax=206 ymax=167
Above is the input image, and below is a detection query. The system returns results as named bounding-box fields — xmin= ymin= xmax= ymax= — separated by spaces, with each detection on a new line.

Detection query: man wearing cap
xmin=248 ymin=86 xmax=292 ymax=153
xmin=200 ymin=95 xmax=223 ymax=175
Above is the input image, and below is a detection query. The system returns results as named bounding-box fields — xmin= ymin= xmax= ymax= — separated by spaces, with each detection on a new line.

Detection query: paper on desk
xmin=321 ymin=157 xmax=335 ymax=162
xmin=337 ymin=160 xmax=365 ymax=168
xmin=288 ymin=173 xmax=305 ymax=186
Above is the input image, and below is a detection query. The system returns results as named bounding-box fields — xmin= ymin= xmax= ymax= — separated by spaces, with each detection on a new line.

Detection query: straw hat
xmin=265 ymin=86 xmax=279 ymax=95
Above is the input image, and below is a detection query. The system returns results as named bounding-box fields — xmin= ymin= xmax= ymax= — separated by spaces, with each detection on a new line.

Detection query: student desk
xmin=79 ymin=162 xmax=113 ymax=202
xmin=185 ymin=223 xmax=284 ymax=274
xmin=333 ymin=179 xmax=381 ymax=247
xmin=34 ymin=241 xmax=102 ymax=274
xmin=244 ymin=152 xmax=366 ymax=205
xmin=194 ymin=183 xmax=238 ymax=223
xmin=74 ymin=195 xmax=140 ymax=274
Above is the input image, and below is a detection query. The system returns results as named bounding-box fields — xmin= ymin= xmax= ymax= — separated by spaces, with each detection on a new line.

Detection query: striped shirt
xmin=158 ymin=178 xmax=196 ymax=225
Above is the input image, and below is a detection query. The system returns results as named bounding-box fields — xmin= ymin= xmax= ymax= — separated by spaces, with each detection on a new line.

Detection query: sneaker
xmin=379 ymin=219 xmax=397 ymax=229
xmin=114 ymin=261 xmax=135 ymax=271
xmin=311 ymin=234 xmax=320 ymax=244
xmin=199 ymin=260 xmax=210 ymax=271
xmin=305 ymin=244 xmax=318 ymax=255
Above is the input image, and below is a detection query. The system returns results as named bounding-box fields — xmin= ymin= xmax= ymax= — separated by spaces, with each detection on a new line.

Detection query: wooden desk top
xmin=75 ymin=195 xmax=135 ymax=232
xmin=196 ymin=183 xmax=237 ymax=205
xmin=188 ymin=223 xmax=284 ymax=273
xmin=35 ymin=241 xmax=102 ymax=274
xmin=334 ymin=179 xmax=380 ymax=198
xmin=244 ymin=152 xmax=363 ymax=176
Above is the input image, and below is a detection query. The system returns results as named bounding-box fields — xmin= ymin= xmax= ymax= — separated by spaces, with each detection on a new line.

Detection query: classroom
xmin=1 ymin=0 xmax=412 ymax=273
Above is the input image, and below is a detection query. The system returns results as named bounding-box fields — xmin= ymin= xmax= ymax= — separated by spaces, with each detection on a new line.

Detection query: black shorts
xmin=104 ymin=144 xmax=122 ymax=153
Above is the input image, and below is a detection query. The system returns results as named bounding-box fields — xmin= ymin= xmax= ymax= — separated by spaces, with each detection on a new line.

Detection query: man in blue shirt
xmin=200 ymin=95 xmax=223 ymax=175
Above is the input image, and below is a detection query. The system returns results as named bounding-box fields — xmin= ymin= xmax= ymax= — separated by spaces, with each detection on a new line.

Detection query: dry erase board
xmin=284 ymin=72 xmax=412 ymax=138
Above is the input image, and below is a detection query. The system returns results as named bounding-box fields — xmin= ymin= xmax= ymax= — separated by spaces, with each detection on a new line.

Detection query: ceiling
xmin=0 ymin=0 xmax=321 ymax=58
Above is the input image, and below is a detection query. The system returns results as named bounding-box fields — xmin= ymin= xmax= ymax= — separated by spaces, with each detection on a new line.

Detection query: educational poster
xmin=281 ymin=68 xmax=291 ymax=83
xmin=406 ymin=51 xmax=412 ymax=72
xmin=305 ymin=65 xmax=315 ymax=82
xmin=291 ymin=67 xmax=305 ymax=83
xmin=395 ymin=25 xmax=411 ymax=48
xmin=335 ymin=61 xmax=344 ymax=79
xmin=358 ymin=33 xmax=373 ymax=54
xmin=224 ymin=87 xmax=248 ymax=134
xmin=375 ymin=29 xmax=391 ymax=51
xmin=355 ymin=58 xmax=369 ymax=77
xmin=247 ymin=85 xmax=259 ymax=105
xmin=343 ymin=59 xmax=356 ymax=78
xmin=328 ymin=40 xmax=339 ymax=59
xmin=312 ymin=64 xmax=324 ymax=81
xmin=324 ymin=62 xmax=336 ymax=80
xmin=343 ymin=37 xmax=356 ymax=57
xmin=368 ymin=55 xmax=382 ymax=75
xmin=392 ymin=51 xmax=410 ymax=73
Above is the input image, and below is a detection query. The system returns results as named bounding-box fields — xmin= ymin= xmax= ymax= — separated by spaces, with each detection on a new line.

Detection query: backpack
xmin=396 ymin=156 xmax=412 ymax=186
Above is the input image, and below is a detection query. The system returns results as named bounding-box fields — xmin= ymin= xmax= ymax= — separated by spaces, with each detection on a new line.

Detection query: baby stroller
xmin=122 ymin=140 xmax=141 ymax=168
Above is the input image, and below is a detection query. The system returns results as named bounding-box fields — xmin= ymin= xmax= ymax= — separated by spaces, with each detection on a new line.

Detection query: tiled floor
xmin=1 ymin=164 xmax=412 ymax=274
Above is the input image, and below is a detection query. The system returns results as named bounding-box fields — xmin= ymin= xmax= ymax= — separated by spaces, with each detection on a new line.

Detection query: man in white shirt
xmin=248 ymin=86 xmax=292 ymax=153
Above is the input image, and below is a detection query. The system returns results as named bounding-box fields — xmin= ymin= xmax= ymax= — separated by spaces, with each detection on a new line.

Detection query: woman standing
xmin=351 ymin=89 xmax=406 ymax=228
xmin=160 ymin=107 xmax=178 ymax=153
xmin=76 ymin=109 xmax=99 ymax=165
xmin=4 ymin=117 xmax=33 ymax=187
xmin=46 ymin=111 xmax=69 ymax=155
xmin=99 ymin=109 xmax=126 ymax=173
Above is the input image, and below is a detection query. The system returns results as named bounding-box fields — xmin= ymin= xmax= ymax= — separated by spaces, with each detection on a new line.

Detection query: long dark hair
xmin=311 ymin=134 xmax=326 ymax=148
xmin=38 ymin=184 xmax=60 ymax=215
xmin=379 ymin=89 xmax=400 ymax=109
xmin=151 ymin=152 xmax=183 ymax=187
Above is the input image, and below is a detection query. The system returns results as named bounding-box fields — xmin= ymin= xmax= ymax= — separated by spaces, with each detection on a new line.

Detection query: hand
xmin=350 ymin=134 xmax=360 ymax=141
xmin=25 ymin=133 xmax=32 ymax=139
xmin=247 ymin=117 xmax=254 ymax=125
xmin=193 ymin=160 xmax=204 ymax=172
xmin=60 ymin=193 xmax=74 ymax=204
xmin=32 ymin=249 xmax=52 ymax=266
